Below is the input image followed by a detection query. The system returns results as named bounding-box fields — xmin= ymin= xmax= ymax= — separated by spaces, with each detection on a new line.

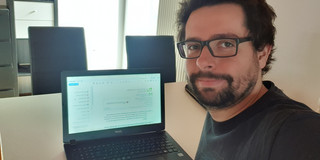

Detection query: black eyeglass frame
xmin=177 ymin=37 xmax=252 ymax=59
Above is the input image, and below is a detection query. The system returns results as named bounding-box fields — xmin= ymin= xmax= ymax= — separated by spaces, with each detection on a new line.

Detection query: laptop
xmin=61 ymin=68 xmax=192 ymax=160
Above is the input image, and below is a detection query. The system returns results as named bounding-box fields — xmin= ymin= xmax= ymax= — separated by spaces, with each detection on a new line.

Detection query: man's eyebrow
xmin=210 ymin=33 xmax=240 ymax=39
xmin=185 ymin=33 xmax=240 ymax=41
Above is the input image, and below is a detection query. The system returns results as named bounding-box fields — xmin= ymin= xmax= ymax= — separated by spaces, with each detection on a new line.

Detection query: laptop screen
xmin=66 ymin=73 xmax=162 ymax=134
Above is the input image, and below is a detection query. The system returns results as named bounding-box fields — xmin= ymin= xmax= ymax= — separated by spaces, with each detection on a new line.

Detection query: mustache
xmin=189 ymin=72 xmax=234 ymax=85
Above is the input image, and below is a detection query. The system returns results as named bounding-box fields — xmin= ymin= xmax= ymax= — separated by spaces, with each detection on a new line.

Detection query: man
xmin=176 ymin=0 xmax=320 ymax=159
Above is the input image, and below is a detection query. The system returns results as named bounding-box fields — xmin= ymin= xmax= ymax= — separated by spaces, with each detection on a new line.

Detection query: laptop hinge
xmin=69 ymin=139 xmax=76 ymax=145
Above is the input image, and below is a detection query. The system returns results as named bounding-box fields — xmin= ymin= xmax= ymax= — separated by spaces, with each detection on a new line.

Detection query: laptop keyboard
xmin=71 ymin=134 xmax=179 ymax=160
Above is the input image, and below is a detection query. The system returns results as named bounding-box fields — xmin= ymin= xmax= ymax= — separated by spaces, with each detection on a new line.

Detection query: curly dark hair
xmin=176 ymin=0 xmax=276 ymax=75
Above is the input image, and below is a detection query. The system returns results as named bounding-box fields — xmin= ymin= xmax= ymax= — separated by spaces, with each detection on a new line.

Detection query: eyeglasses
xmin=177 ymin=37 xmax=252 ymax=59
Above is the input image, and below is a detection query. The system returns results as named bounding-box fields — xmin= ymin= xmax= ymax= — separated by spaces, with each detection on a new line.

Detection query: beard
xmin=188 ymin=70 xmax=258 ymax=110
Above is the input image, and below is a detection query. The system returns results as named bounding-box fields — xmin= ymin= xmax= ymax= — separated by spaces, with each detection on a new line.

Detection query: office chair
xmin=28 ymin=27 xmax=87 ymax=95
xmin=126 ymin=36 xmax=176 ymax=83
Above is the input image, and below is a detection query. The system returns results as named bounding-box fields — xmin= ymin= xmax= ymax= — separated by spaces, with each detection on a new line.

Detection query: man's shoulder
xmin=246 ymin=99 xmax=320 ymax=159
xmin=256 ymin=94 xmax=316 ymax=131
xmin=256 ymin=87 xmax=320 ymax=159
xmin=268 ymin=107 xmax=320 ymax=159
xmin=260 ymin=80 xmax=312 ymax=113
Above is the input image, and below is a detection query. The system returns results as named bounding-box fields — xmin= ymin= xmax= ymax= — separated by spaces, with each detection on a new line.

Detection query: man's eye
xmin=220 ymin=41 xmax=235 ymax=48
xmin=187 ymin=43 xmax=201 ymax=50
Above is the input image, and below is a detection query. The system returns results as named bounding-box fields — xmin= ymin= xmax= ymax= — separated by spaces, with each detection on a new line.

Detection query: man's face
xmin=185 ymin=4 xmax=264 ymax=110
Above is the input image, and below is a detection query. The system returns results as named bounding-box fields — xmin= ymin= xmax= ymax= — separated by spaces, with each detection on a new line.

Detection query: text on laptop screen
xmin=66 ymin=73 xmax=162 ymax=134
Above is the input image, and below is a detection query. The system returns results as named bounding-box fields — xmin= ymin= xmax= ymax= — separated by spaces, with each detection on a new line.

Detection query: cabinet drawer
xmin=0 ymin=89 xmax=14 ymax=98
xmin=15 ymin=20 xmax=54 ymax=38
xmin=0 ymin=41 xmax=12 ymax=65
xmin=0 ymin=9 xmax=10 ymax=39
xmin=14 ymin=1 xmax=54 ymax=21
xmin=0 ymin=66 xmax=15 ymax=90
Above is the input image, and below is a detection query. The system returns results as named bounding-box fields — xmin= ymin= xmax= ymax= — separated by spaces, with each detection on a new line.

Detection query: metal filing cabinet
xmin=0 ymin=7 xmax=18 ymax=97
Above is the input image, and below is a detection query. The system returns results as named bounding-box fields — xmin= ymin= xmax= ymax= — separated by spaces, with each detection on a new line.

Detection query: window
xmin=58 ymin=0 xmax=159 ymax=70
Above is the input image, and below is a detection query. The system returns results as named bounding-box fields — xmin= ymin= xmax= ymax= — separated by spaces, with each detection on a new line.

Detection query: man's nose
xmin=196 ymin=45 xmax=217 ymax=70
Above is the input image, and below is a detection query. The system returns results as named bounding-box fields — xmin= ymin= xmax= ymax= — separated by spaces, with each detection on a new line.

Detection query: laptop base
xmin=64 ymin=131 xmax=192 ymax=160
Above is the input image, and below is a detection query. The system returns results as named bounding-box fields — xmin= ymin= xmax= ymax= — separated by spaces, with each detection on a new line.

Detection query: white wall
xmin=0 ymin=0 xmax=6 ymax=6
xmin=157 ymin=0 xmax=320 ymax=111
xmin=265 ymin=0 xmax=320 ymax=111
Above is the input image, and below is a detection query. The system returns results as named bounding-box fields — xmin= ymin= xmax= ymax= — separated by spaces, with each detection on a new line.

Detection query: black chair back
xmin=126 ymin=36 xmax=176 ymax=83
xmin=28 ymin=27 xmax=87 ymax=95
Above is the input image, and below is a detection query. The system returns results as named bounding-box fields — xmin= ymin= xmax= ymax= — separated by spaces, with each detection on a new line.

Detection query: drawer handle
xmin=0 ymin=89 xmax=13 ymax=92
xmin=0 ymin=39 xmax=9 ymax=42
xmin=29 ymin=10 xmax=37 ymax=14
xmin=0 ymin=64 xmax=12 ymax=68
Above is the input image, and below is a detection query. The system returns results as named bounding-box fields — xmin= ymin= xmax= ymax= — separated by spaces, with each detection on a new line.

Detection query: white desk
xmin=0 ymin=82 xmax=206 ymax=160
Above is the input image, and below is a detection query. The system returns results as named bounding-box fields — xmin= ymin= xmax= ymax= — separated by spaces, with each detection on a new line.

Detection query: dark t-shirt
xmin=195 ymin=81 xmax=320 ymax=160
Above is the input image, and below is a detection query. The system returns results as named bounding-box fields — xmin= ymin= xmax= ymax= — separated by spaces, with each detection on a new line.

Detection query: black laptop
xmin=61 ymin=69 xmax=192 ymax=160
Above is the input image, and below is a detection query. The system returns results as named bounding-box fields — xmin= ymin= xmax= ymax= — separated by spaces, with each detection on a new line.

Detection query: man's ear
xmin=258 ymin=45 xmax=272 ymax=69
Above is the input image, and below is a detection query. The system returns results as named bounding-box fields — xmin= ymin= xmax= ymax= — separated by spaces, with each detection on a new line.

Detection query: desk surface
xmin=0 ymin=82 xmax=206 ymax=160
